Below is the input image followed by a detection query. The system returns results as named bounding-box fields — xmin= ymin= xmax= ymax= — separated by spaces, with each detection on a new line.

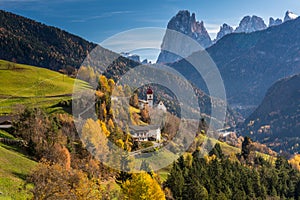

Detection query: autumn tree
xmin=28 ymin=162 xmax=103 ymax=200
xmin=130 ymin=92 xmax=139 ymax=108
xmin=99 ymin=75 xmax=109 ymax=93
xmin=141 ymin=104 xmax=151 ymax=124
xmin=122 ymin=172 xmax=165 ymax=200
xmin=13 ymin=108 xmax=62 ymax=158
xmin=81 ymin=119 xmax=109 ymax=161
xmin=289 ymin=154 xmax=300 ymax=171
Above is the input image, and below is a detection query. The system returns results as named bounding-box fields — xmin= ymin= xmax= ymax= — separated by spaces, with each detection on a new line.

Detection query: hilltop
xmin=0 ymin=10 xmax=96 ymax=72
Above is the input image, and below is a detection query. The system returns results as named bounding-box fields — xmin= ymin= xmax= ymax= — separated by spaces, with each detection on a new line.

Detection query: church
xmin=128 ymin=87 xmax=167 ymax=142
xmin=138 ymin=87 xmax=167 ymax=112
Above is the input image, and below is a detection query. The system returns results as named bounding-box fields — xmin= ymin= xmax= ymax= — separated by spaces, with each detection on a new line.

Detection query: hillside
xmin=0 ymin=130 xmax=36 ymax=199
xmin=0 ymin=10 xmax=96 ymax=72
xmin=0 ymin=59 xmax=88 ymax=115
xmin=170 ymin=17 xmax=300 ymax=117
xmin=242 ymin=74 xmax=300 ymax=154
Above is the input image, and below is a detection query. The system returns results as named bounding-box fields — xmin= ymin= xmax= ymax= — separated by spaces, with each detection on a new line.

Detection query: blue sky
xmin=1 ymin=0 xmax=300 ymax=61
xmin=1 ymin=0 xmax=300 ymax=42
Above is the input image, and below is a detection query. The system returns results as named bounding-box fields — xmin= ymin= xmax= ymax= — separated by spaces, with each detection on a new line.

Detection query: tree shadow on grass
xmin=12 ymin=171 xmax=28 ymax=181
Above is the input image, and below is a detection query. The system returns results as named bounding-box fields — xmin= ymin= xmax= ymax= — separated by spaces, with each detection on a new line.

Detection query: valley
xmin=0 ymin=3 xmax=299 ymax=199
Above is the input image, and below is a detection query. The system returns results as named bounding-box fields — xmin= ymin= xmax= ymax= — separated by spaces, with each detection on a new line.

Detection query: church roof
xmin=146 ymin=87 xmax=153 ymax=94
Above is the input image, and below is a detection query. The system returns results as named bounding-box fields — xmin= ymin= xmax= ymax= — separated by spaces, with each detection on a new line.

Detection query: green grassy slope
xmin=0 ymin=131 xmax=36 ymax=199
xmin=0 ymin=60 xmax=90 ymax=198
xmin=0 ymin=59 xmax=88 ymax=114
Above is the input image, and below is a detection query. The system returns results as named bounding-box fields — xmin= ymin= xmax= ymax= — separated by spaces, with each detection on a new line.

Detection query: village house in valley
xmin=130 ymin=87 xmax=166 ymax=142
xmin=128 ymin=125 xmax=161 ymax=142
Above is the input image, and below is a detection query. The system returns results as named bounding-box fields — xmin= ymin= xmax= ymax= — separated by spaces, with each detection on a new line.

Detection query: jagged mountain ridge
xmin=269 ymin=17 xmax=282 ymax=27
xmin=156 ymin=10 xmax=212 ymax=63
xmin=267 ymin=11 xmax=298 ymax=28
xmin=157 ymin=10 xmax=299 ymax=63
xmin=216 ymin=23 xmax=233 ymax=41
xmin=219 ymin=11 xmax=298 ymax=40
xmin=234 ymin=15 xmax=267 ymax=33
xmin=170 ymin=17 xmax=300 ymax=117
xmin=284 ymin=10 xmax=298 ymax=22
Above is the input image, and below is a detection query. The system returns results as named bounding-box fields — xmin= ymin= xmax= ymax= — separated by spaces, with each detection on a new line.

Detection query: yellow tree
xmin=99 ymin=75 xmax=109 ymax=93
xmin=81 ymin=119 xmax=109 ymax=160
xmin=122 ymin=172 xmax=166 ymax=200
xmin=28 ymin=162 xmax=103 ymax=200
xmin=108 ymin=78 xmax=115 ymax=95
xmin=289 ymin=154 xmax=300 ymax=171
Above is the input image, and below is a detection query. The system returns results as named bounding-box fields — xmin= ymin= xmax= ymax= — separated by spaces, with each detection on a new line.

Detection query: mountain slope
xmin=170 ymin=17 xmax=300 ymax=117
xmin=0 ymin=10 xmax=96 ymax=71
xmin=242 ymin=74 xmax=300 ymax=154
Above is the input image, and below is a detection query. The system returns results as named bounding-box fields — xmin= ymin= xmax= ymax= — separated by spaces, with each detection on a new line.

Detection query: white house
xmin=156 ymin=101 xmax=167 ymax=112
xmin=128 ymin=125 xmax=161 ymax=142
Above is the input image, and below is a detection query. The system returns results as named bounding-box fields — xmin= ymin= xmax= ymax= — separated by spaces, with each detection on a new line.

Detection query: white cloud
xmin=70 ymin=11 xmax=134 ymax=23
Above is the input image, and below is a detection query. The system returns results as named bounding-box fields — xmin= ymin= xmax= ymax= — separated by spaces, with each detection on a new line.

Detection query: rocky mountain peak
xmin=235 ymin=15 xmax=267 ymax=33
xmin=120 ymin=52 xmax=141 ymax=62
xmin=167 ymin=10 xmax=211 ymax=46
xmin=284 ymin=10 xmax=298 ymax=22
xmin=269 ymin=17 xmax=282 ymax=27
xmin=157 ymin=10 xmax=212 ymax=63
xmin=216 ymin=23 xmax=234 ymax=41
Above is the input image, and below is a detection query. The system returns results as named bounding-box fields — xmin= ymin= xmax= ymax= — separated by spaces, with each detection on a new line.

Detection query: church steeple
xmin=146 ymin=87 xmax=153 ymax=108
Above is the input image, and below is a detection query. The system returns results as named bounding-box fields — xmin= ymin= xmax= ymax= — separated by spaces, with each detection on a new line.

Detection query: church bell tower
xmin=146 ymin=87 xmax=153 ymax=108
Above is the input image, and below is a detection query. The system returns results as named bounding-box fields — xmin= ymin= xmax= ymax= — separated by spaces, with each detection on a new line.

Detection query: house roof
xmin=0 ymin=116 xmax=12 ymax=124
xmin=138 ymin=99 xmax=148 ymax=104
xmin=129 ymin=125 xmax=160 ymax=132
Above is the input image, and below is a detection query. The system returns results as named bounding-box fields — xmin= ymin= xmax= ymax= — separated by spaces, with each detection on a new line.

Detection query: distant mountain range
xmin=158 ymin=10 xmax=300 ymax=117
xmin=208 ymin=16 xmax=300 ymax=115
xmin=241 ymin=74 xmax=300 ymax=154
xmin=157 ymin=10 xmax=298 ymax=63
